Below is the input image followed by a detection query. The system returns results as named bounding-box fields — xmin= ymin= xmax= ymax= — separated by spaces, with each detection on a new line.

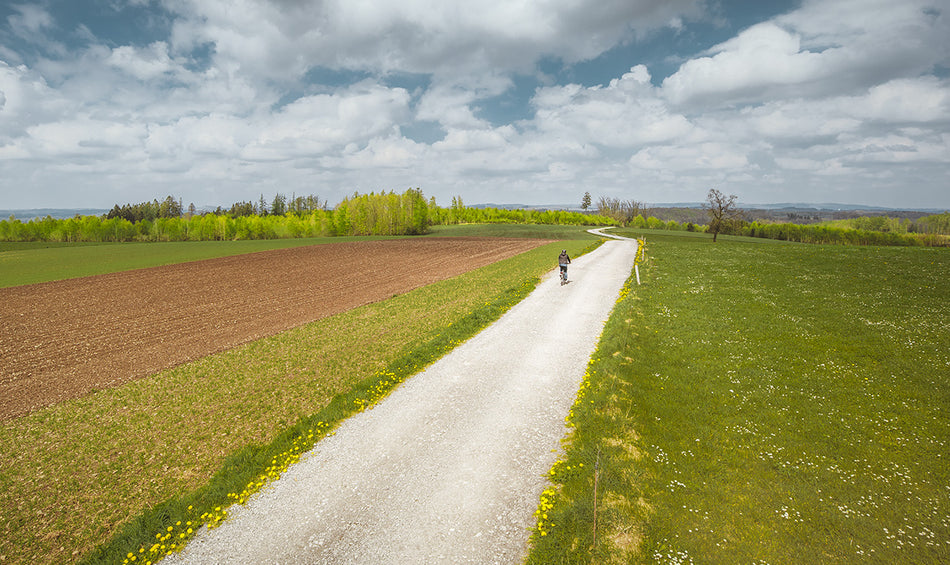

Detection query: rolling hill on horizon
xmin=3 ymin=202 xmax=947 ymax=222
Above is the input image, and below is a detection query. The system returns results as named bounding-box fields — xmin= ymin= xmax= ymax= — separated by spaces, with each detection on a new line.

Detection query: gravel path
xmin=163 ymin=235 xmax=638 ymax=565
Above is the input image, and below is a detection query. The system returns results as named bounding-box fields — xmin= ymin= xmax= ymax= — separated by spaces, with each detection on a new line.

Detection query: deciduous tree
xmin=704 ymin=188 xmax=743 ymax=242
xmin=596 ymin=196 xmax=643 ymax=226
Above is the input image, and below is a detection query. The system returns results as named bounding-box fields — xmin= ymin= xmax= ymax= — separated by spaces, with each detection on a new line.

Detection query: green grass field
xmin=525 ymin=230 xmax=949 ymax=563
xmin=6 ymin=225 xmax=946 ymax=564
xmin=0 ymin=226 xmax=599 ymax=564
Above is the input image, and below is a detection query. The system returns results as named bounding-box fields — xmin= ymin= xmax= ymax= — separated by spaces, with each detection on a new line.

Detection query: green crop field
xmin=526 ymin=230 xmax=950 ymax=563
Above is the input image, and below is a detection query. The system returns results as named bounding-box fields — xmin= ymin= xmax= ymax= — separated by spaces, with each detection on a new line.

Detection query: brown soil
xmin=0 ymin=237 xmax=549 ymax=421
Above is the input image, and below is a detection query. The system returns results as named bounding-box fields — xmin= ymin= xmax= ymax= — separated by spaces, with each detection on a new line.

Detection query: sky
xmin=0 ymin=0 xmax=948 ymax=211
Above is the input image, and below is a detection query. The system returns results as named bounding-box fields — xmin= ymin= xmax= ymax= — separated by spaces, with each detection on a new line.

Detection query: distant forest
xmin=0 ymin=190 xmax=614 ymax=242
xmin=2 ymin=190 xmax=948 ymax=247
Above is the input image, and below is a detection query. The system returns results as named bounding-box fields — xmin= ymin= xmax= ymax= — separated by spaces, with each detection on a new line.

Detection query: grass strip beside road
xmin=525 ymin=231 xmax=950 ymax=563
xmin=0 ymin=232 xmax=599 ymax=565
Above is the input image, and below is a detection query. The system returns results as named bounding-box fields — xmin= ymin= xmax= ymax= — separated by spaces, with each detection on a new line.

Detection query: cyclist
xmin=558 ymin=249 xmax=571 ymax=284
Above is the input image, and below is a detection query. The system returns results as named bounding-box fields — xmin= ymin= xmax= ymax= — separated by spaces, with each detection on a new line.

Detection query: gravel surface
xmin=163 ymin=235 xmax=638 ymax=564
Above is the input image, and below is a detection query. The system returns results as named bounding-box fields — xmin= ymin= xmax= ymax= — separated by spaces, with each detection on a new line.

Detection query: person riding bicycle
xmin=558 ymin=249 xmax=571 ymax=283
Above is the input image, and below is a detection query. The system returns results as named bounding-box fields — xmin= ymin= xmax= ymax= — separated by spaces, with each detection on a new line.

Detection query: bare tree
xmin=596 ymin=196 xmax=644 ymax=226
xmin=597 ymin=196 xmax=619 ymax=219
xmin=620 ymin=199 xmax=643 ymax=224
xmin=704 ymin=188 xmax=743 ymax=242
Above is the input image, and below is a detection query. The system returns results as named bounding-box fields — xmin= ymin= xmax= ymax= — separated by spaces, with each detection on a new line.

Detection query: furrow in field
xmin=0 ymin=237 xmax=548 ymax=420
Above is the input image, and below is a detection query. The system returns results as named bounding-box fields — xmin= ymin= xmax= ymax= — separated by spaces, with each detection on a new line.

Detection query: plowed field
xmin=0 ymin=237 xmax=549 ymax=421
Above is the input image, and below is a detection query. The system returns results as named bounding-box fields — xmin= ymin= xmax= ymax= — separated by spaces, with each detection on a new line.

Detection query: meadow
xmin=5 ymin=224 xmax=947 ymax=563
xmin=0 ymin=226 xmax=599 ymax=564
xmin=525 ymin=230 xmax=949 ymax=563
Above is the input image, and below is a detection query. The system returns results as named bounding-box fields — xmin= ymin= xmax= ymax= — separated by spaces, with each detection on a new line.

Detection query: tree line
xmin=0 ymin=189 xmax=615 ymax=243
xmin=826 ymin=213 xmax=950 ymax=236
xmin=104 ymin=194 xmax=327 ymax=223
xmin=106 ymin=196 xmax=184 ymax=223
xmin=740 ymin=221 xmax=947 ymax=246
xmin=2 ymin=188 xmax=946 ymax=247
xmin=700 ymin=186 xmax=948 ymax=246
xmin=1 ymin=190 xmax=427 ymax=242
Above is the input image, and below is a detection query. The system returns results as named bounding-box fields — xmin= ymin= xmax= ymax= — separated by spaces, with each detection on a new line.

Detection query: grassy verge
xmin=1 ymin=234 xmax=600 ymax=565
xmin=428 ymin=223 xmax=602 ymax=240
xmin=525 ymin=230 xmax=949 ymax=563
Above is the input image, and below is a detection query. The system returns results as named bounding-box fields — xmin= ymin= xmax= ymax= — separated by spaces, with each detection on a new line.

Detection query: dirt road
xmin=163 ymin=236 xmax=639 ymax=564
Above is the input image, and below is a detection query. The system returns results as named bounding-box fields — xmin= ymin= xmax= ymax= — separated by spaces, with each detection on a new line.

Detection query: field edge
xmin=76 ymin=238 xmax=606 ymax=565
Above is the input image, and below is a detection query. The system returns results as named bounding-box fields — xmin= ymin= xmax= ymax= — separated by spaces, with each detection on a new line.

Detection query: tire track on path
xmin=165 ymin=236 xmax=639 ymax=564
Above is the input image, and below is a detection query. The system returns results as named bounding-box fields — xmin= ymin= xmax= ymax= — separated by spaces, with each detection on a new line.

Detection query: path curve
xmin=163 ymin=236 xmax=639 ymax=565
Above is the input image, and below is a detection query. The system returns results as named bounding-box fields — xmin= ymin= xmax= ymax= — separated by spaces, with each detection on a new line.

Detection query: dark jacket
xmin=558 ymin=251 xmax=571 ymax=266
